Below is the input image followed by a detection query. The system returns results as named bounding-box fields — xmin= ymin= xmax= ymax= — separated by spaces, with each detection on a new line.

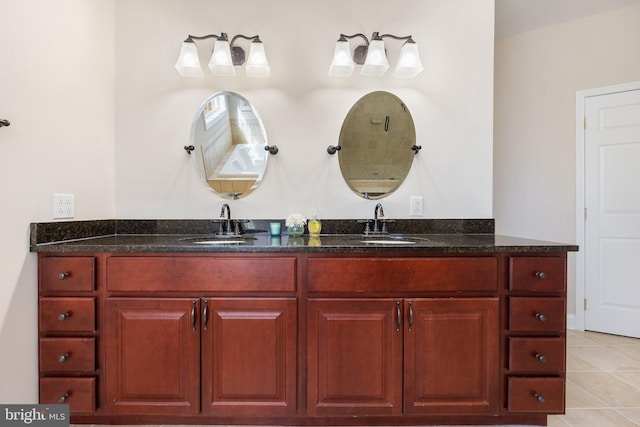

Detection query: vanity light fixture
xmin=328 ymin=32 xmax=424 ymax=78
xmin=175 ymin=33 xmax=270 ymax=78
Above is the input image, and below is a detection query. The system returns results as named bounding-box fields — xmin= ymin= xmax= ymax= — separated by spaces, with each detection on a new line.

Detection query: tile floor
xmin=74 ymin=330 xmax=640 ymax=427
xmin=546 ymin=329 xmax=640 ymax=427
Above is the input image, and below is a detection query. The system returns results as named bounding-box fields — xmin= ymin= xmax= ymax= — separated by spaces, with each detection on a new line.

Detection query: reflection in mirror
xmin=190 ymin=91 xmax=269 ymax=199
xmin=338 ymin=91 xmax=416 ymax=199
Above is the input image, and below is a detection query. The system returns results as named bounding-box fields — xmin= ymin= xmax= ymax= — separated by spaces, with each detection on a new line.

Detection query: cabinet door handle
xmin=58 ymin=393 xmax=70 ymax=403
xmin=535 ymin=312 xmax=547 ymax=322
xmin=58 ymin=272 xmax=70 ymax=280
xmin=58 ymin=353 xmax=70 ymax=363
xmin=535 ymin=353 xmax=547 ymax=363
xmin=535 ymin=271 xmax=547 ymax=280
xmin=395 ymin=301 xmax=401 ymax=332
xmin=191 ymin=300 xmax=197 ymax=331
xmin=534 ymin=392 xmax=545 ymax=403
xmin=408 ymin=301 xmax=414 ymax=332
xmin=57 ymin=312 xmax=71 ymax=321
xmin=203 ymin=299 xmax=209 ymax=331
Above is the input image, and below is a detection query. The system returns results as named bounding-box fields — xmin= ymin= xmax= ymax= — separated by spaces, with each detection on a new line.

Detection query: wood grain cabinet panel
xmin=40 ymin=257 xmax=95 ymax=292
xmin=306 ymin=299 xmax=403 ymax=416
xmin=201 ymin=298 xmax=297 ymax=416
xmin=509 ymin=257 xmax=566 ymax=292
xmin=509 ymin=297 xmax=566 ymax=334
xmin=509 ymin=337 xmax=565 ymax=373
xmin=508 ymin=377 xmax=565 ymax=413
xmin=106 ymin=256 xmax=296 ymax=292
xmin=40 ymin=377 xmax=96 ymax=413
xmin=105 ymin=298 xmax=200 ymax=415
xmin=39 ymin=297 xmax=95 ymax=333
xmin=308 ymin=257 xmax=497 ymax=293
xmin=39 ymin=338 xmax=95 ymax=373
xmin=404 ymin=298 xmax=499 ymax=415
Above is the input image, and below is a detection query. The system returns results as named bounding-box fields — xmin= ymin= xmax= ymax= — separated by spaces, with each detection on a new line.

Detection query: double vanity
xmin=31 ymin=218 xmax=578 ymax=426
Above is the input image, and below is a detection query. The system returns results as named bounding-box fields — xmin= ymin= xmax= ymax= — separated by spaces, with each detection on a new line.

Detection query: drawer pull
xmin=191 ymin=300 xmax=196 ymax=331
xmin=203 ymin=299 xmax=209 ymax=331
xmin=58 ymin=353 xmax=70 ymax=363
xmin=57 ymin=312 xmax=71 ymax=321
xmin=535 ymin=271 xmax=547 ymax=280
xmin=408 ymin=301 xmax=414 ymax=331
xmin=396 ymin=301 xmax=401 ymax=332
xmin=58 ymin=272 xmax=70 ymax=280
xmin=535 ymin=312 xmax=547 ymax=322
xmin=535 ymin=353 xmax=547 ymax=363
xmin=58 ymin=392 xmax=70 ymax=403
xmin=534 ymin=392 xmax=545 ymax=403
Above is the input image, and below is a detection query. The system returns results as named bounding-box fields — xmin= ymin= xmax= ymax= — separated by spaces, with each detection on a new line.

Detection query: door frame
xmin=575 ymin=81 xmax=640 ymax=331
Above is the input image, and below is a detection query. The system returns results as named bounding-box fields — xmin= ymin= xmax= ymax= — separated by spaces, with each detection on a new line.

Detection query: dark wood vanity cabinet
xmin=105 ymin=297 xmax=297 ymax=416
xmin=38 ymin=256 xmax=97 ymax=414
xmin=307 ymin=298 xmax=499 ymax=416
xmin=37 ymin=251 xmax=568 ymax=426
xmin=506 ymin=256 xmax=567 ymax=414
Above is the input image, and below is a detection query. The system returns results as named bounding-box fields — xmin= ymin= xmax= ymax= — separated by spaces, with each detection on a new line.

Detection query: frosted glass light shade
xmin=208 ymin=39 xmax=236 ymax=76
xmin=175 ymin=41 xmax=203 ymax=77
xmin=328 ymin=40 xmax=355 ymax=76
xmin=393 ymin=41 xmax=424 ymax=78
xmin=361 ymin=39 xmax=388 ymax=76
xmin=245 ymin=41 xmax=270 ymax=77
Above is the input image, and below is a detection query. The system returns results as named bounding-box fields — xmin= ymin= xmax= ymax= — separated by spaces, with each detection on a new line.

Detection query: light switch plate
xmin=410 ymin=196 xmax=424 ymax=217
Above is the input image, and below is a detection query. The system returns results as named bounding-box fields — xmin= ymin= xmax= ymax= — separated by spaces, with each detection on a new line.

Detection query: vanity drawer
xmin=40 ymin=377 xmax=96 ymax=413
xmin=40 ymin=338 xmax=95 ymax=373
xmin=40 ymin=257 xmax=95 ymax=292
xmin=509 ymin=297 xmax=565 ymax=333
xmin=308 ymin=257 xmax=497 ymax=292
xmin=509 ymin=257 xmax=566 ymax=292
xmin=509 ymin=337 xmax=565 ymax=373
xmin=39 ymin=297 xmax=95 ymax=333
xmin=508 ymin=377 xmax=564 ymax=413
xmin=106 ymin=256 xmax=296 ymax=292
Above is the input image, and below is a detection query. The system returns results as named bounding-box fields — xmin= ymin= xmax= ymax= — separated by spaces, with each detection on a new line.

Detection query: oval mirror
xmin=189 ymin=91 xmax=269 ymax=199
xmin=338 ymin=91 xmax=417 ymax=199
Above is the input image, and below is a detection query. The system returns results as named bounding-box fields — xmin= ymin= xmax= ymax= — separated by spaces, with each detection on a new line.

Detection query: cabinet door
xmin=105 ymin=298 xmax=200 ymax=414
xmin=404 ymin=298 xmax=499 ymax=415
xmin=307 ymin=299 xmax=403 ymax=416
xmin=201 ymin=298 xmax=297 ymax=416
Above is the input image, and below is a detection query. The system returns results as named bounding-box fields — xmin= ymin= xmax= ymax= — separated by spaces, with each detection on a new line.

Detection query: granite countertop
xmin=30 ymin=219 xmax=579 ymax=254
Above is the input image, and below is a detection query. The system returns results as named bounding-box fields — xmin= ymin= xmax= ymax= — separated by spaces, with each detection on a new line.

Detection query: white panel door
xmin=584 ymin=90 xmax=640 ymax=338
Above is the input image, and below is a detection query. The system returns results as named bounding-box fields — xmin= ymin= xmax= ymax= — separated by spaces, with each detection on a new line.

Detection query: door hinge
xmin=584 ymin=298 xmax=588 ymax=311
xmin=584 ymin=207 xmax=588 ymax=220
xmin=584 ymin=116 xmax=587 ymax=129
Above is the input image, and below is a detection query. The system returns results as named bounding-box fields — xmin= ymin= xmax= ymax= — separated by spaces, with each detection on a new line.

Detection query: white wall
xmin=0 ymin=0 xmax=115 ymax=403
xmin=114 ymin=0 xmax=495 ymax=220
xmin=494 ymin=4 xmax=640 ymax=315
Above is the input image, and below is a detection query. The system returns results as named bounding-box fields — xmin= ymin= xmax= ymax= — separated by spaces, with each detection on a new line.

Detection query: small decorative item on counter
xmin=285 ymin=213 xmax=307 ymax=236
xmin=269 ymin=222 xmax=281 ymax=236
xmin=308 ymin=209 xmax=322 ymax=237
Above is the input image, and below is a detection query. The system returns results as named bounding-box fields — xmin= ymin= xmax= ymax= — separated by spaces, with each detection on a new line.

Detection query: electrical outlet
xmin=410 ymin=196 xmax=423 ymax=217
xmin=53 ymin=193 xmax=75 ymax=219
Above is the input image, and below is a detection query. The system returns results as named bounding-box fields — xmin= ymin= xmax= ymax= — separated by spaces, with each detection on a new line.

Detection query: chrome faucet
xmin=220 ymin=203 xmax=232 ymax=234
xmin=373 ymin=203 xmax=385 ymax=233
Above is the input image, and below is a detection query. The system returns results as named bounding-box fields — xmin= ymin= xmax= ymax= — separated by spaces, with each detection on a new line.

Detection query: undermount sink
xmin=360 ymin=235 xmax=426 ymax=245
xmin=180 ymin=235 xmax=258 ymax=245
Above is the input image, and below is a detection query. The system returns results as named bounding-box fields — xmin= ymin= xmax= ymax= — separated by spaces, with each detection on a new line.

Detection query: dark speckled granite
xmin=30 ymin=219 xmax=578 ymax=254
